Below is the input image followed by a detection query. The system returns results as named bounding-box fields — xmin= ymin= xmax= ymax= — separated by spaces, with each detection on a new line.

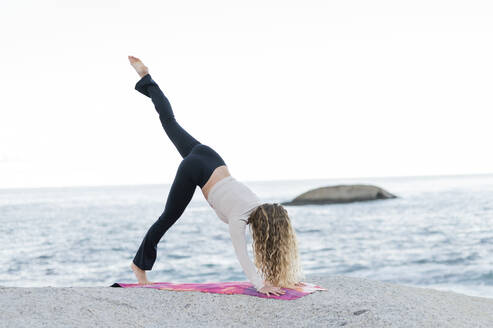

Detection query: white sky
xmin=1 ymin=0 xmax=492 ymax=188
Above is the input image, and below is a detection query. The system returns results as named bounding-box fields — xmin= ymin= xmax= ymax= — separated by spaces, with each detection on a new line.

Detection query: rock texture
xmin=282 ymin=184 xmax=397 ymax=205
xmin=1 ymin=275 xmax=492 ymax=328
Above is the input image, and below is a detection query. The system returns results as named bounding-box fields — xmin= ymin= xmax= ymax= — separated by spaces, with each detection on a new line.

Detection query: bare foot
xmin=128 ymin=55 xmax=149 ymax=78
xmin=130 ymin=262 xmax=153 ymax=285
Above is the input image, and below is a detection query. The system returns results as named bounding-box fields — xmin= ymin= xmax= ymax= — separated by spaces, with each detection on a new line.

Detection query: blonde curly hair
xmin=245 ymin=203 xmax=305 ymax=288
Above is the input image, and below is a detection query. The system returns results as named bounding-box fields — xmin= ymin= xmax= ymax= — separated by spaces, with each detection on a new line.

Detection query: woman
xmin=128 ymin=56 xmax=305 ymax=297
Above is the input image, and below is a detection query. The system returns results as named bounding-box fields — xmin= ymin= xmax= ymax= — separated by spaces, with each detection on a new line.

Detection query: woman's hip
xmin=182 ymin=144 xmax=227 ymax=188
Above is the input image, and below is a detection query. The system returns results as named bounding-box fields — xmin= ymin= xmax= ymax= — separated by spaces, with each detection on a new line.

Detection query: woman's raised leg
xmin=134 ymin=72 xmax=201 ymax=159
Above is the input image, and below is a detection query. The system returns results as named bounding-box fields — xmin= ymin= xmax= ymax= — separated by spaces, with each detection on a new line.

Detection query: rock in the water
xmin=281 ymin=184 xmax=397 ymax=205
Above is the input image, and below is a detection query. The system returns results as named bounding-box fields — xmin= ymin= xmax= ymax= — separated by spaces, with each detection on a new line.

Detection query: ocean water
xmin=1 ymin=174 xmax=492 ymax=299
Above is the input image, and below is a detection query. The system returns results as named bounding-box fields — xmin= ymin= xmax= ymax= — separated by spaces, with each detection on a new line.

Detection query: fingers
xmin=262 ymin=287 xmax=286 ymax=297
xmin=259 ymin=285 xmax=287 ymax=297
xmin=274 ymin=287 xmax=285 ymax=295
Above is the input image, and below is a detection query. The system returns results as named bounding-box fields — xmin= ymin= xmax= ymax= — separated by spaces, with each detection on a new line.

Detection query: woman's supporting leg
xmin=135 ymin=73 xmax=201 ymax=159
xmin=133 ymin=158 xmax=198 ymax=270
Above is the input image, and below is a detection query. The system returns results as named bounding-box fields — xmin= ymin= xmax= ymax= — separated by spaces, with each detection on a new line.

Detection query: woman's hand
xmin=258 ymin=285 xmax=285 ymax=297
xmin=265 ymin=279 xmax=305 ymax=288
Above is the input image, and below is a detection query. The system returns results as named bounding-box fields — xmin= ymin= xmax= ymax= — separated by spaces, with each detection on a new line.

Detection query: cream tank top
xmin=206 ymin=176 xmax=265 ymax=291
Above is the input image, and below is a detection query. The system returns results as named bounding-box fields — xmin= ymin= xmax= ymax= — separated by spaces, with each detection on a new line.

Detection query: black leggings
xmin=132 ymin=73 xmax=226 ymax=271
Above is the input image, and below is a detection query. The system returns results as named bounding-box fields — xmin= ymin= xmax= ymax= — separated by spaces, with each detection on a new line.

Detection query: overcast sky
xmin=1 ymin=0 xmax=492 ymax=188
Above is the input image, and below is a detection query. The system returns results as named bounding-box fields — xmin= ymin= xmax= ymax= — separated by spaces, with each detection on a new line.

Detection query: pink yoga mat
xmin=111 ymin=281 xmax=326 ymax=300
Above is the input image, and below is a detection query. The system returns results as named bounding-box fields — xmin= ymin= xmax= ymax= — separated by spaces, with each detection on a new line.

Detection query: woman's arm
xmin=228 ymin=218 xmax=265 ymax=291
xmin=228 ymin=219 xmax=286 ymax=296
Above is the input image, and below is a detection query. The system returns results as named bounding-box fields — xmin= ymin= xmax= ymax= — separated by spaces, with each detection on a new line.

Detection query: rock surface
xmin=282 ymin=184 xmax=397 ymax=205
xmin=1 ymin=274 xmax=492 ymax=328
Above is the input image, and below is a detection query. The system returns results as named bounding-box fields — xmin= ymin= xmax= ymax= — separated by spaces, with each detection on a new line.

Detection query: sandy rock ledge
xmin=1 ymin=274 xmax=492 ymax=328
